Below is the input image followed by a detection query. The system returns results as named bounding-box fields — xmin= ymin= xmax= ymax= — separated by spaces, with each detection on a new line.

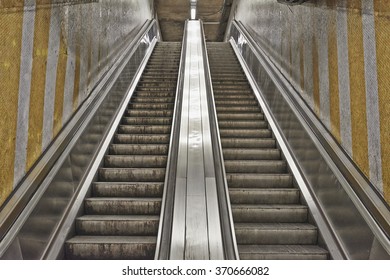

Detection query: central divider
xmin=170 ymin=20 xmax=224 ymax=260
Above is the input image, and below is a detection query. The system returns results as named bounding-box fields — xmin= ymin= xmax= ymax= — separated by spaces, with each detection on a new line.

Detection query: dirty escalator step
xmin=65 ymin=42 xmax=181 ymax=260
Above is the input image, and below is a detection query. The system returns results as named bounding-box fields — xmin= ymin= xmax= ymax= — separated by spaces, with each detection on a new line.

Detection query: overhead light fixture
xmin=190 ymin=0 xmax=197 ymax=20
xmin=191 ymin=7 xmax=196 ymax=20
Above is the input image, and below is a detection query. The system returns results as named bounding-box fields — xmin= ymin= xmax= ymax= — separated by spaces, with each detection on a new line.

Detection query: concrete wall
xmin=229 ymin=0 xmax=390 ymax=204
xmin=0 ymin=0 xmax=153 ymax=207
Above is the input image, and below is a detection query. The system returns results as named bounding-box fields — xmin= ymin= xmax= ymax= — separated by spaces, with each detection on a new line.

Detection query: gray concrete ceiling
xmin=155 ymin=0 xmax=233 ymax=42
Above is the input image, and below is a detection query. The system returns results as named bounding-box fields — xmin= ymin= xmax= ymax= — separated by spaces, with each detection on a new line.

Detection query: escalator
xmin=206 ymin=42 xmax=329 ymax=260
xmin=65 ymin=42 xmax=181 ymax=259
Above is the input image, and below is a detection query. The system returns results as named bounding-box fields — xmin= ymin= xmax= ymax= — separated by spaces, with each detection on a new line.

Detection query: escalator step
xmin=65 ymin=236 xmax=157 ymax=260
xmin=227 ymin=173 xmax=293 ymax=188
xmin=85 ymin=197 xmax=162 ymax=215
xmin=109 ymin=144 xmax=168 ymax=155
xmin=104 ymin=155 xmax=167 ymax=168
xmin=224 ymin=160 xmax=287 ymax=174
xmin=231 ymin=204 xmax=308 ymax=223
xmin=76 ymin=215 xmax=160 ymax=235
xmin=229 ymin=188 xmax=299 ymax=204
xmin=238 ymin=245 xmax=328 ymax=260
xmin=92 ymin=182 xmax=164 ymax=197
xmin=223 ymin=148 xmax=280 ymax=160
xmin=234 ymin=223 xmax=318 ymax=245
xmin=98 ymin=168 xmax=166 ymax=182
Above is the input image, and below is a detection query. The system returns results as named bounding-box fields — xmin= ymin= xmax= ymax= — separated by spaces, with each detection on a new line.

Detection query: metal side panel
xmin=228 ymin=21 xmax=390 ymax=260
xmin=169 ymin=20 xmax=224 ymax=260
xmin=0 ymin=21 xmax=159 ymax=260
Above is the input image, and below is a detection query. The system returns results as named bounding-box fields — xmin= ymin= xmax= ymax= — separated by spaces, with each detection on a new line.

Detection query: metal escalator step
xmin=85 ymin=197 xmax=161 ymax=215
xmin=126 ymin=109 xmax=173 ymax=117
xmin=121 ymin=117 xmax=172 ymax=125
xmin=235 ymin=223 xmax=318 ymax=245
xmin=214 ymin=95 xmax=255 ymax=100
xmin=213 ymin=86 xmax=252 ymax=91
xmin=92 ymin=182 xmax=164 ymax=197
xmin=128 ymin=103 xmax=174 ymax=110
xmin=109 ymin=144 xmax=168 ymax=155
xmin=118 ymin=125 xmax=171 ymax=134
xmin=223 ymin=148 xmax=280 ymax=160
xmin=218 ymin=120 xmax=267 ymax=129
xmin=216 ymin=106 xmax=261 ymax=112
xmin=65 ymin=236 xmax=156 ymax=260
xmin=104 ymin=155 xmax=167 ymax=168
xmin=227 ymin=173 xmax=293 ymax=188
xmin=211 ymin=78 xmax=249 ymax=83
xmin=114 ymin=134 xmax=170 ymax=144
xmin=215 ymin=100 xmax=258 ymax=106
xmin=231 ymin=204 xmax=308 ymax=223
xmin=219 ymin=129 xmax=271 ymax=138
xmin=217 ymin=113 xmax=264 ymax=120
xmin=229 ymin=188 xmax=299 ymax=204
xmin=140 ymin=75 xmax=178 ymax=80
xmin=238 ymin=245 xmax=328 ymax=260
xmin=98 ymin=168 xmax=166 ymax=182
xmin=136 ymin=86 xmax=176 ymax=91
xmin=224 ymin=160 xmax=287 ymax=173
xmin=132 ymin=97 xmax=175 ymax=103
xmin=76 ymin=215 xmax=160 ymax=236
xmin=213 ymin=89 xmax=254 ymax=94
xmin=221 ymin=138 xmax=275 ymax=148
xmin=133 ymin=92 xmax=175 ymax=97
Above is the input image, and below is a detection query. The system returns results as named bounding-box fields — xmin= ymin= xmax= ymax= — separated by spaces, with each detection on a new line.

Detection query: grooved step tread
xmin=224 ymin=160 xmax=287 ymax=173
xmin=229 ymin=188 xmax=299 ymax=204
xmin=227 ymin=173 xmax=293 ymax=188
xmin=92 ymin=182 xmax=164 ymax=197
xmin=109 ymin=144 xmax=168 ymax=155
xmin=235 ymin=223 xmax=318 ymax=245
xmin=238 ymin=245 xmax=328 ymax=260
xmin=223 ymin=148 xmax=280 ymax=160
xmin=76 ymin=215 xmax=160 ymax=236
xmin=65 ymin=236 xmax=157 ymax=260
xmin=66 ymin=235 xmax=157 ymax=245
xmin=77 ymin=215 xmax=159 ymax=221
